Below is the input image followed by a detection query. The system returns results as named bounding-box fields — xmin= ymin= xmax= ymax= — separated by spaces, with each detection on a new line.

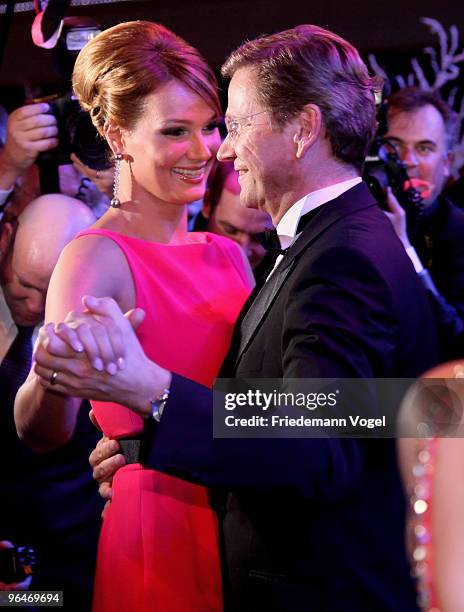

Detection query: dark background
xmin=0 ymin=0 xmax=463 ymax=107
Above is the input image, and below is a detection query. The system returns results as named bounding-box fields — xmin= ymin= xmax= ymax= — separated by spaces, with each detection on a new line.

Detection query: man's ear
xmin=444 ymin=151 xmax=454 ymax=179
xmin=103 ymin=122 xmax=125 ymax=156
xmin=0 ymin=221 xmax=15 ymax=263
xmin=293 ymin=104 xmax=322 ymax=159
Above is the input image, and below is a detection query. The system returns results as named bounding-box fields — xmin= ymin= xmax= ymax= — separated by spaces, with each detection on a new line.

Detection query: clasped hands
xmin=33 ymin=296 xmax=172 ymax=505
xmin=34 ymin=295 xmax=161 ymax=413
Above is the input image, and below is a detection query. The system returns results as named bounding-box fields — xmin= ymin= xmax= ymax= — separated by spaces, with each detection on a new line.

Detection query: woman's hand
xmin=33 ymin=296 xmax=171 ymax=417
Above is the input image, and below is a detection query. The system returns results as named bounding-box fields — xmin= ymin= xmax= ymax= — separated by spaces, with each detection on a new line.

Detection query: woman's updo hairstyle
xmin=72 ymin=21 xmax=221 ymax=136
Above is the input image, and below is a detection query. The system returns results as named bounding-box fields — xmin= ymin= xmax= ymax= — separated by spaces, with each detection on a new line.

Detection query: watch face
xmin=150 ymin=389 xmax=170 ymax=422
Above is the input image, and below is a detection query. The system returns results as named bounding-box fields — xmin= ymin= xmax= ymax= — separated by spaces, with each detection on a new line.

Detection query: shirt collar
xmin=276 ymin=177 xmax=362 ymax=249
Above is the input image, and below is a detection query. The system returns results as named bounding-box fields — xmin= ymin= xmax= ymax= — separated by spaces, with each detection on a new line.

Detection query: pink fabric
xmin=75 ymin=229 xmax=251 ymax=612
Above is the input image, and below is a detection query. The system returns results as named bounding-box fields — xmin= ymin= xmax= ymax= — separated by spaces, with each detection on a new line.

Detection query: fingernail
xmin=106 ymin=362 xmax=118 ymax=375
xmin=117 ymin=357 xmax=125 ymax=370
xmin=73 ymin=342 xmax=84 ymax=352
xmin=93 ymin=358 xmax=104 ymax=371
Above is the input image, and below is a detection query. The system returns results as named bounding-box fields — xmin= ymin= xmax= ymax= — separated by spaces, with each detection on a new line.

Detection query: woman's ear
xmin=293 ymin=104 xmax=322 ymax=159
xmin=103 ymin=122 xmax=125 ymax=156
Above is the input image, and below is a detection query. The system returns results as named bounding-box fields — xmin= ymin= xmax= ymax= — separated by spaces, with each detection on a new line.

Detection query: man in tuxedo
xmin=30 ymin=25 xmax=438 ymax=611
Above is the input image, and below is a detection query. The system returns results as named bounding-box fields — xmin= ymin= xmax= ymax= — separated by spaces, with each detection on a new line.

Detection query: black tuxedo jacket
xmin=422 ymin=197 xmax=464 ymax=357
xmin=144 ymin=183 xmax=438 ymax=611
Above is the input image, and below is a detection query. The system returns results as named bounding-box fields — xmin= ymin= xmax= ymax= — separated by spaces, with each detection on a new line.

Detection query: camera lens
xmin=65 ymin=103 xmax=111 ymax=170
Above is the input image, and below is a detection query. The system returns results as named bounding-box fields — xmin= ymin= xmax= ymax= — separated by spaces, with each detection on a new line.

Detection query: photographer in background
xmin=0 ymin=15 xmax=113 ymax=221
xmin=0 ymin=100 xmax=112 ymax=220
xmin=383 ymin=87 xmax=464 ymax=358
xmin=0 ymin=195 xmax=103 ymax=607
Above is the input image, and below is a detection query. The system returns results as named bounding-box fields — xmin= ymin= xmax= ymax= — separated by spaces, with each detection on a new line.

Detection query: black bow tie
xmin=256 ymin=207 xmax=320 ymax=255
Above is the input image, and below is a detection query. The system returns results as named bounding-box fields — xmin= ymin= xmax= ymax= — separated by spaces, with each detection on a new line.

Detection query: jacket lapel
xmin=232 ymin=182 xmax=378 ymax=369
xmin=236 ymin=256 xmax=297 ymax=361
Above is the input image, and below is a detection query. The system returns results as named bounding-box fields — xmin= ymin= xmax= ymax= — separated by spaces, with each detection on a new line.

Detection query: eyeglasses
xmin=224 ymin=110 xmax=269 ymax=141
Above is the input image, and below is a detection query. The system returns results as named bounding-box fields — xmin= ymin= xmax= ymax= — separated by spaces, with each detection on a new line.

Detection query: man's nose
xmin=400 ymin=147 xmax=419 ymax=169
xmin=217 ymin=134 xmax=235 ymax=162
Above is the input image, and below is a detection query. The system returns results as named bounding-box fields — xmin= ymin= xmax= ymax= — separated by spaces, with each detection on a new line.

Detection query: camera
xmin=363 ymin=83 xmax=426 ymax=227
xmin=34 ymin=17 xmax=111 ymax=172
xmin=364 ymin=137 xmax=424 ymax=216
xmin=0 ymin=546 xmax=35 ymax=584
xmin=33 ymin=91 xmax=110 ymax=171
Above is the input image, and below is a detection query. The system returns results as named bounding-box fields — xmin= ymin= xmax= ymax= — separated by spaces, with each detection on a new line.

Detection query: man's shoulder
xmin=434 ymin=197 xmax=464 ymax=243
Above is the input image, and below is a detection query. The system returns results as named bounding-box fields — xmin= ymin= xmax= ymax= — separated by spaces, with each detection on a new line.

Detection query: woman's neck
xmin=97 ymin=180 xmax=189 ymax=243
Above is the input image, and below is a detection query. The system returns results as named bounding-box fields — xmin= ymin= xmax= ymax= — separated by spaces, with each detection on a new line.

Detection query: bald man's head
xmin=1 ymin=194 xmax=95 ymax=326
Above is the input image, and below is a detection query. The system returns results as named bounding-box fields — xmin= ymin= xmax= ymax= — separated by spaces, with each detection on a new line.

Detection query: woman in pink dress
xmin=15 ymin=21 xmax=252 ymax=611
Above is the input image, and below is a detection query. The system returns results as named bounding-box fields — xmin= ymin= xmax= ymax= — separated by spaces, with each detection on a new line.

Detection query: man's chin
xmin=13 ymin=313 xmax=42 ymax=327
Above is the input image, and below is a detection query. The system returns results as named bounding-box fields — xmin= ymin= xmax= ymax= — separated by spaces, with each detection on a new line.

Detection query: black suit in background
xmin=143 ymin=183 xmax=438 ymax=611
xmin=428 ymin=197 xmax=464 ymax=316
xmin=0 ymin=330 xmax=103 ymax=611
xmin=408 ymin=196 xmax=464 ymax=359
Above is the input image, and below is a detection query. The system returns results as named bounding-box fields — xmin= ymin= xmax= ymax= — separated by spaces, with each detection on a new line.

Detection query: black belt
xmin=118 ymin=420 xmax=157 ymax=464
xmin=119 ymin=437 xmax=143 ymax=464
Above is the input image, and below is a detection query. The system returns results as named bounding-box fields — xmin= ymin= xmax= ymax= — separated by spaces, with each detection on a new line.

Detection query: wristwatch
xmin=149 ymin=388 xmax=170 ymax=422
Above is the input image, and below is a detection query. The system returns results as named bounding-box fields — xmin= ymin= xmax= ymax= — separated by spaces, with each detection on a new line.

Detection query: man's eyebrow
xmin=415 ymin=139 xmax=437 ymax=147
xmin=162 ymin=112 xmax=219 ymax=126
xmin=387 ymin=136 xmax=437 ymax=147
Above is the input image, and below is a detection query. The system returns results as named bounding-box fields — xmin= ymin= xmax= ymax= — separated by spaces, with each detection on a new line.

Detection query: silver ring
xmin=50 ymin=370 xmax=59 ymax=386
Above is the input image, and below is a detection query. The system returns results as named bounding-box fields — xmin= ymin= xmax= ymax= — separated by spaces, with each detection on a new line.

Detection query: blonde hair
xmin=73 ymin=20 xmax=221 ymax=136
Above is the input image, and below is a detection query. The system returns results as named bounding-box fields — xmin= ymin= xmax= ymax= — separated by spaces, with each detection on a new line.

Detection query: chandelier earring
xmin=110 ymin=153 xmax=124 ymax=208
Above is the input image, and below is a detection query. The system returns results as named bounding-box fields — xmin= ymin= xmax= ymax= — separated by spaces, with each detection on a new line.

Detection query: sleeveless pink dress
xmin=75 ymin=229 xmax=251 ymax=612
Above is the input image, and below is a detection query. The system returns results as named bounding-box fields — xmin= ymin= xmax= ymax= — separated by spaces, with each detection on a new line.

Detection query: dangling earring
xmin=110 ymin=153 xmax=123 ymax=208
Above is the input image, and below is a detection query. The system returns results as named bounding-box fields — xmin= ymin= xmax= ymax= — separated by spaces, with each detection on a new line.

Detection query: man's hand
xmin=89 ymin=435 xmax=125 ymax=518
xmin=383 ymin=187 xmax=411 ymax=249
xmin=33 ymin=296 xmax=172 ymax=417
xmin=70 ymin=154 xmax=114 ymax=197
xmin=89 ymin=435 xmax=125 ymax=505
xmin=0 ymin=103 xmax=58 ymax=189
